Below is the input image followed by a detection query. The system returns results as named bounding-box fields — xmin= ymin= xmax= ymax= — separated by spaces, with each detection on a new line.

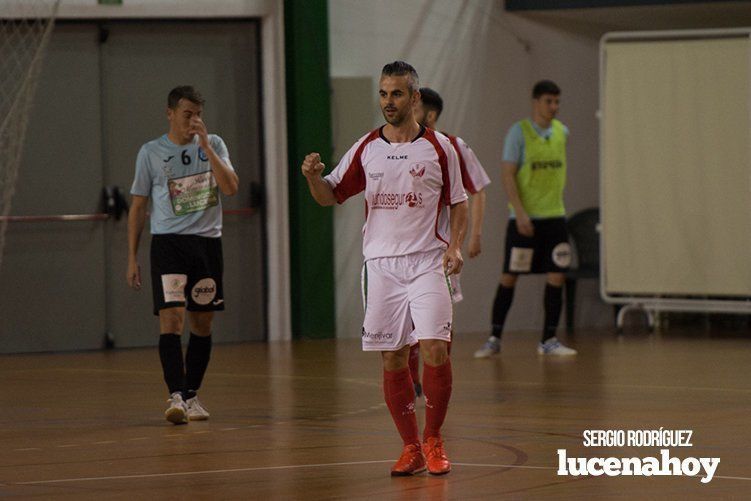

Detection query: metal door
xmin=101 ymin=21 xmax=265 ymax=346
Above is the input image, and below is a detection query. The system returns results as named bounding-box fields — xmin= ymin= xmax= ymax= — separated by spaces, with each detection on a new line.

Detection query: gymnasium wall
xmin=327 ymin=1 xmax=608 ymax=338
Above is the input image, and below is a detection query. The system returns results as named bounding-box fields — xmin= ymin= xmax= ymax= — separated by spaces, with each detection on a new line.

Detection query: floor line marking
xmin=12 ymin=460 xmax=751 ymax=485
xmin=714 ymin=475 xmax=751 ymax=481
xmin=453 ymin=462 xmax=554 ymax=470
xmin=15 ymin=460 xmax=394 ymax=485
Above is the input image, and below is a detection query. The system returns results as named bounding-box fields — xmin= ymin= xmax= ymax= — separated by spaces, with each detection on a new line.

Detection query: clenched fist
xmin=301 ymin=152 xmax=325 ymax=179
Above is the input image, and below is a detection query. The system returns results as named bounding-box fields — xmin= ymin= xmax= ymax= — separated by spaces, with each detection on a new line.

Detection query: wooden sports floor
xmin=1 ymin=327 xmax=750 ymax=499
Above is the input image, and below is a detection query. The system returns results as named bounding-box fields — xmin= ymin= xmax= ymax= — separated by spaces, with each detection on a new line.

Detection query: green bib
xmin=512 ymin=119 xmax=567 ymax=218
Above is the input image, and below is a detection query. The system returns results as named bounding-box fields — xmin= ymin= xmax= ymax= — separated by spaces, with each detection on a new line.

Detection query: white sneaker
xmin=474 ymin=336 xmax=501 ymax=358
xmin=165 ymin=392 xmax=188 ymax=425
xmin=186 ymin=396 xmax=210 ymax=421
xmin=537 ymin=337 xmax=577 ymax=356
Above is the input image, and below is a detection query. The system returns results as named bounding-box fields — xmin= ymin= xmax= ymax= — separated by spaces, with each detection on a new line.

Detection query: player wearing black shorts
xmin=127 ymin=86 xmax=239 ymax=424
xmin=150 ymin=234 xmax=225 ymax=315
xmin=475 ymin=80 xmax=577 ymax=358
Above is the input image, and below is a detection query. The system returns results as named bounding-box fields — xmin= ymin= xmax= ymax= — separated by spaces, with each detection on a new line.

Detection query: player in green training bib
xmin=475 ymin=80 xmax=577 ymax=358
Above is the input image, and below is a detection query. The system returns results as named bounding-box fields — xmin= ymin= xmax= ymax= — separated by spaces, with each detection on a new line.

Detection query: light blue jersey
xmin=131 ymin=134 xmax=233 ymax=237
xmin=502 ymin=119 xmax=570 ymax=165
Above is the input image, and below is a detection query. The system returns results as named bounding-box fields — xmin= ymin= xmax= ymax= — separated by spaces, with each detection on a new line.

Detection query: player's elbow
xmin=316 ymin=195 xmax=337 ymax=207
xmin=221 ymin=179 xmax=240 ymax=196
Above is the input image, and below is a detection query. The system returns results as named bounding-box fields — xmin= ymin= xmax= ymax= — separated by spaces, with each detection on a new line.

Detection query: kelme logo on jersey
xmin=371 ymin=192 xmax=423 ymax=210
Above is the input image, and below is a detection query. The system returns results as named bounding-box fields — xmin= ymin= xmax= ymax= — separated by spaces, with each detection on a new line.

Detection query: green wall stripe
xmin=284 ymin=0 xmax=336 ymax=339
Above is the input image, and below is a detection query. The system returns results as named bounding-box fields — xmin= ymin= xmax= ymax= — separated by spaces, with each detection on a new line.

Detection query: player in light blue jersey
xmin=127 ymin=86 xmax=239 ymax=424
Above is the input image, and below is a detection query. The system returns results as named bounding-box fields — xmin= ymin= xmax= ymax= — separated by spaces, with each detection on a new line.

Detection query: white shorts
xmin=361 ymin=249 xmax=453 ymax=352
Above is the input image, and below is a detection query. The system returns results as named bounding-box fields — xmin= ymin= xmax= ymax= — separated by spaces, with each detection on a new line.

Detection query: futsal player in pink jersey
xmin=301 ymin=61 xmax=468 ymax=476
xmin=408 ymin=87 xmax=491 ymax=394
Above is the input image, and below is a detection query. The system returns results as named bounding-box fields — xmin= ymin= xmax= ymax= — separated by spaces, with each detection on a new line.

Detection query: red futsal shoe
xmin=423 ymin=436 xmax=451 ymax=475
xmin=390 ymin=443 xmax=426 ymax=476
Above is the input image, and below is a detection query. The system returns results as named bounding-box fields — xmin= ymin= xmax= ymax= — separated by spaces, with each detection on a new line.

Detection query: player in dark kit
xmin=127 ymin=85 xmax=239 ymax=424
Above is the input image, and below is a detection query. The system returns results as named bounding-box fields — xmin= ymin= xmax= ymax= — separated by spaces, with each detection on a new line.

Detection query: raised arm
xmin=190 ymin=117 xmax=239 ymax=196
xmin=204 ymin=144 xmax=239 ymax=196
xmin=301 ymin=152 xmax=337 ymax=206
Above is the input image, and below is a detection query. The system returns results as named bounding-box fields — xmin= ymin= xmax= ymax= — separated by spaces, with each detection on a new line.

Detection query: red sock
xmin=383 ymin=367 xmax=419 ymax=446
xmin=422 ymin=359 xmax=452 ymax=441
xmin=408 ymin=344 xmax=420 ymax=385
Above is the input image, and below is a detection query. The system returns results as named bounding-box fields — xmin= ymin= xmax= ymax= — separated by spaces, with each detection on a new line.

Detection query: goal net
xmin=0 ymin=0 xmax=60 ymax=270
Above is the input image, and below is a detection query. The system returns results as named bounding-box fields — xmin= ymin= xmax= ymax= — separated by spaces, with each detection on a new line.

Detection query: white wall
xmin=328 ymin=0 xmax=610 ymax=339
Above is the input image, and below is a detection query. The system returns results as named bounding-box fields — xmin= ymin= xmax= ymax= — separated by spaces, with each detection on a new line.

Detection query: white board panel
xmin=602 ymin=33 xmax=751 ymax=297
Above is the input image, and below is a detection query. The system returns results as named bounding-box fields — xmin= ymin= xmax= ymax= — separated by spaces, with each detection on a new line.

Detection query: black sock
xmin=158 ymin=333 xmax=184 ymax=395
xmin=185 ymin=333 xmax=212 ymax=399
xmin=491 ymin=285 xmax=515 ymax=339
xmin=542 ymin=284 xmax=563 ymax=343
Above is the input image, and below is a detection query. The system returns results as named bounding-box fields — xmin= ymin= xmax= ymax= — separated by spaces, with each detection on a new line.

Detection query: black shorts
xmin=502 ymin=217 xmax=571 ymax=274
xmin=150 ymin=234 xmax=224 ymax=315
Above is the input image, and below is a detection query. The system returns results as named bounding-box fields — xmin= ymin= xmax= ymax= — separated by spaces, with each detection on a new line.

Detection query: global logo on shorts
xmin=191 ymin=278 xmax=217 ymax=305
xmin=552 ymin=242 xmax=572 ymax=268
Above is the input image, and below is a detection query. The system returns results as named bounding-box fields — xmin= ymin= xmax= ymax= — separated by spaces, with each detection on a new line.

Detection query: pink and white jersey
xmin=444 ymin=133 xmax=491 ymax=195
xmin=325 ymin=126 xmax=467 ymax=260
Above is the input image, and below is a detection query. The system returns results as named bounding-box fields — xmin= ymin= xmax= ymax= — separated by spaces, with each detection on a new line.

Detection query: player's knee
xmin=500 ymin=273 xmax=518 ymax=287
xmin=189 ymin=312 xmax=214 ymax=336
xmin=421 ymin=340 xmax=449 ymax=367
xmin=159 ymin=308 xmax=184 ymax=334
xmin=547 ymin=273 xmax=565 ymax=287
xmin=382 ymin=346 xmax=410 ymax=371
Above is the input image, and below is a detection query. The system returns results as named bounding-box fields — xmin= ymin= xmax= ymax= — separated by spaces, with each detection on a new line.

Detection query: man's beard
xmin=382 ymin=107 xmax=407 ymax=126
